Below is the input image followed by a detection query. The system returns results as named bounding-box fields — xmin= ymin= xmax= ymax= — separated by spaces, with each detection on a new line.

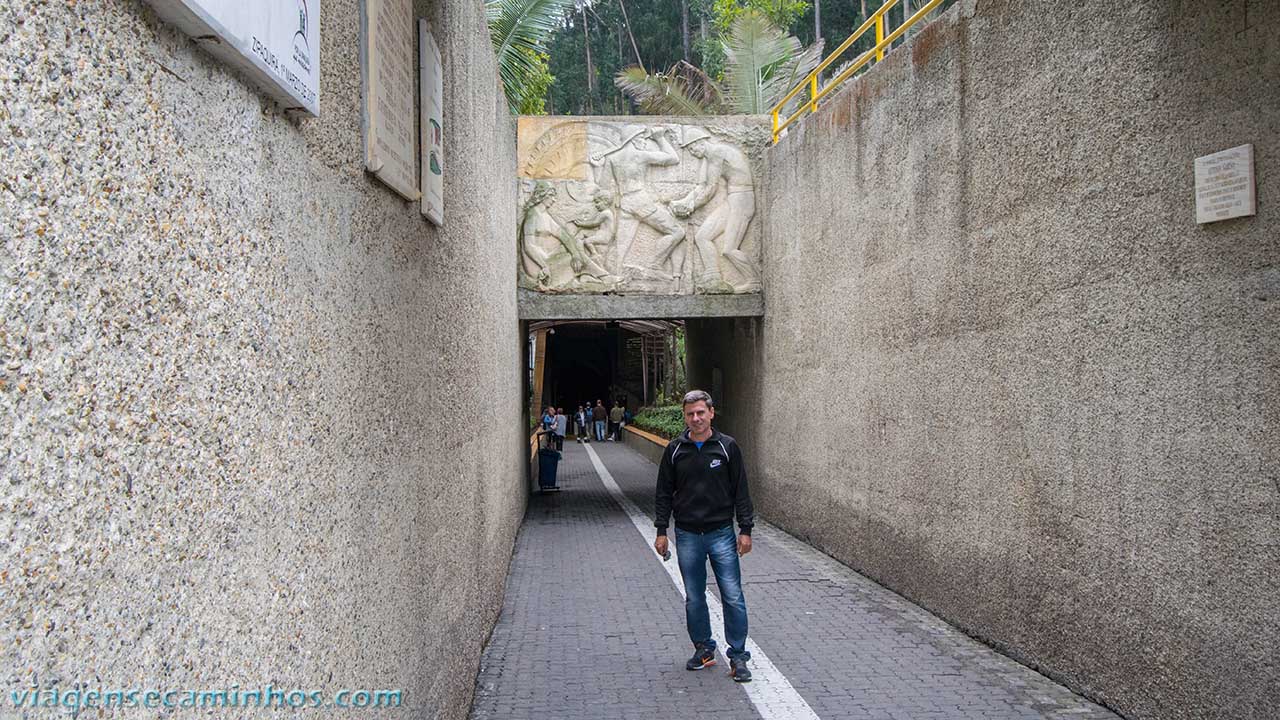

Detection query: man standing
xmin=609 ymin=401 xmax=624 ymax=441
xmin=653 ymin=390 xmax=754 ymax=682
xmin=575 ymin=405 xmax=589 ymax=443
xmin=592 ymin=400 xmax=608 ymax=442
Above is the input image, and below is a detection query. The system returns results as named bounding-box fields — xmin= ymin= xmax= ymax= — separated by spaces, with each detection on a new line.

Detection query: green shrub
xmin=634 ymin=405 xmax=685 ymax=440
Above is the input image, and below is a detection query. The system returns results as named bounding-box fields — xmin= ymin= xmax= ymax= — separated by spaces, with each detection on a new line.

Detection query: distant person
xmin=609 ymin=401 xmax=624 ymax=441
xmin=553 ymin=407 xmax=567 ymax=451
xmin=592 ymin=400 xmax=607 ymax=441
xmin=621 ymin=406 xmax=634 ymax=439
xmin=653 ymin=390 xmax=755 ymax=683
xmin=575 ymin=405 xmax=589 ymax=443
xmin=535 ymin=407 xmax=551 ymax=449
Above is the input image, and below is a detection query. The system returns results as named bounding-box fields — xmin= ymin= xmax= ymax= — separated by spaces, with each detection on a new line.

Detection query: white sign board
xmin=420 ymin=21 xmax=444 ymax=225
xmin=1195 ymin=144 xmax=1256 ymax=224
xmin=144 ymin=0 xmax=320 ymax=116
xmin=361 ymin=0 xmax=420 ymax=201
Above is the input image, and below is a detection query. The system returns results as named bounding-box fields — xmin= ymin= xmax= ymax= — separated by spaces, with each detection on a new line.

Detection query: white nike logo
xmin=710 ymin=459 xmax=722 ymax=468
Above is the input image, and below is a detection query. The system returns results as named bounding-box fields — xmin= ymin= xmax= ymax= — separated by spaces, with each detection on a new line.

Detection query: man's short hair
xmin=681 ymin=389 xmax=715 ymax=409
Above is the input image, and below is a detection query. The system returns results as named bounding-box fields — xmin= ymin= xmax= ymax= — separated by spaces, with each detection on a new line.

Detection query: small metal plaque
xmin=1195 ymin=144 xmax=1255 ymax=224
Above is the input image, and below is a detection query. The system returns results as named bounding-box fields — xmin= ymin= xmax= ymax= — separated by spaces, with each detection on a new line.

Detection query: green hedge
xmin=633 ymin=405 xmax=685 ymax=440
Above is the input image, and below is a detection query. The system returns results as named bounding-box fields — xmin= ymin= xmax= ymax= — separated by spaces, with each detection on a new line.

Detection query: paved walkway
xmin=470 ymin=442 xmax=1118 ymax=720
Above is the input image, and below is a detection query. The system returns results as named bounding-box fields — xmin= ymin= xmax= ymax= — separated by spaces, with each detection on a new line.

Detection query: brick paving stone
xmin=470 ymin=442 xmax=1119 ymax=720
xmin=469 ymin=441 xmax=761 ymax=720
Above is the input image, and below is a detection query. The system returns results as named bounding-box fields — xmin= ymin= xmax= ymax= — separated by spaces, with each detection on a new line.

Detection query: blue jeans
xmin=594 ymin=420 xmax=606 ymax=441
xmin=676 ymin=525 xmax=750 ymax=660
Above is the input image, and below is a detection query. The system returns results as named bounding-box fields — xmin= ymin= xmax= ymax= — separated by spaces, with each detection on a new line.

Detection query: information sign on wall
xmin=1195 ymin=144 xmax=1256 ymax=224
xmin=144 ymin=0 xmax=321 ymax=116
xmin=361 ymin=0 xmax=420 ymax=201
xmin=419 ymin=21 xmax=444 ymax=225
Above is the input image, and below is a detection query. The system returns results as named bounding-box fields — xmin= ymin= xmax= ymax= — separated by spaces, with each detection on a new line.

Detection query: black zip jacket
xmin=654 ymin=429 xmax=754 ymax=536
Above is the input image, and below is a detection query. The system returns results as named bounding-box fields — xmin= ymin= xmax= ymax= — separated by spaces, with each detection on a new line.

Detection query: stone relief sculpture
xmin=570 ymin=187 xmax=617 ymax=262
xmin=518 ymin=180 xmax=620 ymax=292
xmin=590 ymin=125 xmax=686 ymax=286
xmin=670 ymin=128 xmax=760 ymax=293
xmin=517 ymin=117 xmax=767 ymax=295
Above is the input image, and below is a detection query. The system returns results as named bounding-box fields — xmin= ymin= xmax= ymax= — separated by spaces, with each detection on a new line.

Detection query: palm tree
xmin=486 ymin=0 xmax=576 ymax=113
xmin=614 ymin=10 xmax=822 ymax=115
xmin=614 ymin=60 xmax=721 ymax=116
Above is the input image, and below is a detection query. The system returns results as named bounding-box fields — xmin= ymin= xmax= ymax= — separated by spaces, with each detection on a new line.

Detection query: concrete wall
xmin=621 ymin=426 xmax=669 ymax=466
xmin=692 ymin=1 xmax=1279 ymax=718
xmin=686 ymin=317 xmax=763 ymax=444
xmin=1 ymin=1 xmax=521 ymax=717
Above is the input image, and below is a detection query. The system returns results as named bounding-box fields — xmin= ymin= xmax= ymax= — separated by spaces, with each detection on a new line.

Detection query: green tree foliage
xmin=710 ymin=0 xmax=810 ymax=35
xmin=793 ymin=0 xmax=961 ymax=63
xmin=720 ymin=10 xmax=823 ymax=113
xmin=698 ymin=0 xmax=808 ymax=84
xmin=487 ymin=0 xmax=576 ymax=113
xmin=615 ymin=10 xmax=822 ymax=115
xmin=546 ymin=1 xmax=691 ymax=115
xmin=793 ymin=0 xmax=857 ymax=53
xmin=545 ymin=0 xmax=959 ymax=116
xmin=614 ymin=60 xmax=720 ymax=115
xmin=514 ymin=49 xmax=556 ymax=114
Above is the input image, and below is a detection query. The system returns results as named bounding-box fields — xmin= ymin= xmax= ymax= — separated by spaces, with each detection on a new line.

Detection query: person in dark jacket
xmin=653 ymin=389 xmax=755 ymax=683
xmin=575 ymin=405 xmax=589 ymax=443
xmin=592 ymin=400 xmax=607 ymax=442
xmin=608 ymin=401 xmax=624 ymax=441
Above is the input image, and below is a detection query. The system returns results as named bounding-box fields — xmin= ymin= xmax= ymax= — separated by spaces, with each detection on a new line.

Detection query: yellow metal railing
xmin=770 ymin=0 xmax=945 ymax=143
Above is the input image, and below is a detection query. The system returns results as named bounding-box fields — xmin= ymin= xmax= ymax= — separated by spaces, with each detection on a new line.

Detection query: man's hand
xmin=654 ymin=535 xmax=669 ymax=558
xmin=737 ymin=534 xmax=752 ymax=556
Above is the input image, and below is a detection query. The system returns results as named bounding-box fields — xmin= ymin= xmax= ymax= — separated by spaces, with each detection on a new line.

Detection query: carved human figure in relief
xmin=570 ymin=189 xmax=616 ymax=263
xmin=667 ymin=128 xmax=760 ymax=293
xmin=518 ymin=181 xmax=617 ymax=291
xmin=591 ymin=126 xmax=685 ymax=278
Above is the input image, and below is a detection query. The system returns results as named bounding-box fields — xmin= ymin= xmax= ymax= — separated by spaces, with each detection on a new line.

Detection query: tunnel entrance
xmin=521 ymin=314 xmax=762 ymax=490
xmin=526 ymin=320 xmax=685 ymax=426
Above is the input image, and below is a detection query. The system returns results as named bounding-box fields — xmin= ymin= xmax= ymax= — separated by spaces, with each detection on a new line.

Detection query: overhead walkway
xmin=470 ymin=442 xmax=1119 ymax=720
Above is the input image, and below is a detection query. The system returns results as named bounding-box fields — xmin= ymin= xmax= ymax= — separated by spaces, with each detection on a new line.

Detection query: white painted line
xmin=583 ymin=444 xmax=822 ymax=720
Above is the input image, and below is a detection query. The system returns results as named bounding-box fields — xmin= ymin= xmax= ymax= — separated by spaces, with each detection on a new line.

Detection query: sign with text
xmin=419 ymin=21 xmax=443 ymax=225
xmin=1195 ymin=144 xmax=1256 ymax=224
xmin=145 ymin=0 xmax=320 ymax=116
xmin=361 ymin=0 xmax=420 ymax=201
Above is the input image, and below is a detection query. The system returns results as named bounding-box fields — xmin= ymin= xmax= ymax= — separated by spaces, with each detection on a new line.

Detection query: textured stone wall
xmin=1 ymin=1 xmax=521 ymax=717
xmin=695 ymin=1 xmax=1279 ymax=718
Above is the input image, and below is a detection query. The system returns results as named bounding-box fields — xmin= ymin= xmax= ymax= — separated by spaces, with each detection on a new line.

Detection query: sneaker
xmin=685 ymin=645 xmax=716 ymax=671
xmin=729 ymin=656 xmax=751 ymax=682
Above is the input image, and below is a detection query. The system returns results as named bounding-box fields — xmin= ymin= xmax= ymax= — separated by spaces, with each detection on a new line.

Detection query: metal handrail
xmin=770 ymin=0 xmax=945 ymax=144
